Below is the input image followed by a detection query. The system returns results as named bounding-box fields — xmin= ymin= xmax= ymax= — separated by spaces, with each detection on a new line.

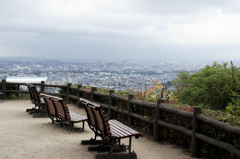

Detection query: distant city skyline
xmin=0 ymin=58 xmax=209 ymax=90
xmin=1 ymin=1 xmax=240 ymax=61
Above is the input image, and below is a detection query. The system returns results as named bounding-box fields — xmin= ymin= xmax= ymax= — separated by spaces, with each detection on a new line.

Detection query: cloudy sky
xmin=1 ymin=0 xmax=240 ymax=61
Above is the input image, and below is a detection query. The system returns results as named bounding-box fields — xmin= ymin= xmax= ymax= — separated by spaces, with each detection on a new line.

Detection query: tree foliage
xmin=173 ymin=62 xmax=240 ymax=110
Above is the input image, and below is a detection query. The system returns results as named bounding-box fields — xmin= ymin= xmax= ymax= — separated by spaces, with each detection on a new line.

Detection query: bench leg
xmin=82 ymin=121 xmax=85 ymax=131
xmin=129 ymin=137 xmax=132 ymax=153
xmin=88 ymin=144 xmax=126 ymax=152
xmin=70 ymin=123 xmax=74 ymax=131
xmin=69 ymin=122 xmax=85 ymax=131
xmin=50 ymin=115 xmax=54 ymax=124
xmin=88 ymin=145 xmax=112 ymax=152
xmin=32 ymin=107 xmax=48 ymax=117
xmin=81 ymin=138 xmax=103 ymax=145
xmin=32 ymin=112 xmax=48 ymax=118
xmin=26 ymin=107 xmax=35 ymax=112
xmin=54 ymin=117 xmax=61 ymax=123
xmin=95 ymin=152 xmax=137 ymax=159
xmin=106 ymin=139 xmax=127 ymax=153
xmin=60 ymin=120 xmax=64 ymax=127
xmin=29 ymin=109 xmax=40 ymax=115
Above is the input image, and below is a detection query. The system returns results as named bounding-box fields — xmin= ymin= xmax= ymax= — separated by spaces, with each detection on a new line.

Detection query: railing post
xmin=40 ymin=81 xmax=45 ymax=93
xmin=2 ymin=79 xmax=6 ymax=99
xmin=128 ymin=94 xmax=134 ymax=126
xmin=153 ymin=99 xmax=163 ymax=142
xmin=66 ymin=83 xmax=72 ymax=101
xmin=77 ymin=84 xmax=82 ymax=107
xmin=91 ymin=87 xmax=97 ymax=101
xmin=17 ymin=84 xmax=20 ymax=99
xmin=191 ymin=106 xmax=202 ymax=157
xmin=108 ymin=90 xmax=115 ymax=120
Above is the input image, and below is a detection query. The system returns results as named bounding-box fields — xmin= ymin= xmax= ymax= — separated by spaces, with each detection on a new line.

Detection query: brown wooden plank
xmin=109 ymin=123 xmax=133 ymax=137
xmin=110 ymin=120 xmax=141 ymax=135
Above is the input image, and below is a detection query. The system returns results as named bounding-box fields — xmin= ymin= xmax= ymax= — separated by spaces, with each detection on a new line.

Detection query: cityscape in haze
xmin=1 ymin=57 xmax=239 ymax=91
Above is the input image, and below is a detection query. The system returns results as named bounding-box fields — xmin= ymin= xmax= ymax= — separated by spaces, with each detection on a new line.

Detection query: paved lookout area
xmin=0 ymin=100 xmax=194 ymax=159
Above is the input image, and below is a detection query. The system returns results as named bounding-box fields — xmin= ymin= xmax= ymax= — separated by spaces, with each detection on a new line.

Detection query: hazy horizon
xmin=1 ymin=56 xmax=240 ymax=66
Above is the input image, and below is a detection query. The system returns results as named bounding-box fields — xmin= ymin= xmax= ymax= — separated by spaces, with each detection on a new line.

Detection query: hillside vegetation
xmin=173 ymin=61 xmax=240 ymax=110
xmin=104 ymin=61 xmax=240 ymax=127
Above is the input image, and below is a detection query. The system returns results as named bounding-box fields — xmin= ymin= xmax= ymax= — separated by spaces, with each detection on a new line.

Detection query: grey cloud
xmin=135 ymin=0 xmax=239 ymax=14
xmin=0 ymin=0 xmax=240 ymax=61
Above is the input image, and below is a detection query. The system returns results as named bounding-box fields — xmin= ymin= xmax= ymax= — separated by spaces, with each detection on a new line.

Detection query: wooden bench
xmin=26 ymin=84 xmax=47 ymax=117
xmin=41 ymin=93 xmax=61 ymax=124
xmin=80 ymin=98 xmax=142 ymax=159
xmin=26 ymin=84 xmax=35 ymax=109
xmin=48 ymin=95 xmax=87 ymax=131
xmin=26 ymin=84 xmax=36 ymax=112
xmin=80 ymin=98 xmax=104 ymax=146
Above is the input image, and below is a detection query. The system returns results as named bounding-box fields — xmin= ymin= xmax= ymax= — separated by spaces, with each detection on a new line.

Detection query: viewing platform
xmin=0 ymin=100 xmax=193 ymax=159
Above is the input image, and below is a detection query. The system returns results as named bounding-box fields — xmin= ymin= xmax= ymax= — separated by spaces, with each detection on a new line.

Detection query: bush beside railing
xmin=1 ymin=79 xmax=240 ymax=158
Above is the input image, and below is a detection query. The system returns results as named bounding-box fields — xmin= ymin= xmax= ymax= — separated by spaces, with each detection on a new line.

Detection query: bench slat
xmin=109 ymin=120 xmax=141 ymax=138
xmin=110 ymin=120 xmax=140 ymax=134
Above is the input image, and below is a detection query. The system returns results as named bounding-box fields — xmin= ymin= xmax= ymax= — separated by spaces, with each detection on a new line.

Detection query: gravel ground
xmin=0 ymin=100 xmax=195 ymax=159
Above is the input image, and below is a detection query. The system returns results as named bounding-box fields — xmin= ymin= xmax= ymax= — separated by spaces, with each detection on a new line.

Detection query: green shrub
xmin=173 ymin=62 xmax=240 ymax=110
xmin=226 ymin=98 xmax=240 ymax=116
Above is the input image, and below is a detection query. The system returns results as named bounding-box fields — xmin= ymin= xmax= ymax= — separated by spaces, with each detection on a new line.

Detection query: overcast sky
xmin=1 ymin=0 xmax=240 ymax=61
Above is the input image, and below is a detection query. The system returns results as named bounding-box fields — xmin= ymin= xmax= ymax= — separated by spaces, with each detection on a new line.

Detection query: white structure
xmin=6 ymin=77 xmax=48 ymax=83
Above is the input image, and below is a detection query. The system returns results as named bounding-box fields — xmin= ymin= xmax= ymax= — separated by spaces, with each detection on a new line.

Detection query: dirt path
xmin=0 ymin=100 xmax=195 ymax=159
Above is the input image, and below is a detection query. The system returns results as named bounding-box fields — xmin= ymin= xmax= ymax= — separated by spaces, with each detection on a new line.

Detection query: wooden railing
xmin=1 ymin=79 xmax=240 ymax=158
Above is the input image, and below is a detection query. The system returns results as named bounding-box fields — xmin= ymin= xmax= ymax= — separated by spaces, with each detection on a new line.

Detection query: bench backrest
xmin=31 ymin=85 xmax=42 ymax=105
xmin=92 ymin=106 xmax=112 ymax=137
xmin=26 ymin=84 xmax=35 ymax=104
xmin=51 ymin=97 xmax=70 ymax=121
xmin=79 ymin=98 xmax=112 ymax=137
xmin=61 ymin=100 xmax=71 ymax=121
xmin=41 ymin=93 xmax=57 ymax=117
xmin=80 ymin=98 xmax=99 ymax=129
